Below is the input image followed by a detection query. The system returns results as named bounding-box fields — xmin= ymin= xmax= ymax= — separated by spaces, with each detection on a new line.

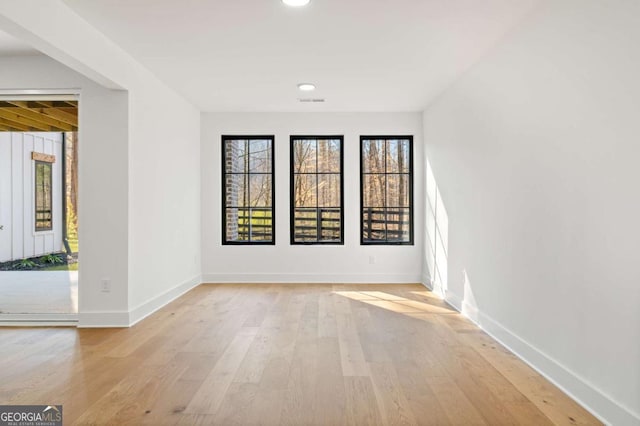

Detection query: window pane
xmin=225 ymin=139 xmax=247 ymax=174
xmin=320 ymin=208 xmax=341 ymax=241
xmin=250 ymin=209 xmax=273 ymax=241
xmin=362 ymin=139 xmax=385 ymax=173
xmin=293 ymin=139 xmax=316 ymax=173
xmin=35 ymin=164 xmax=44 ymax=210
xmin=249 ymin=139 xmax=272 ymax=173
xmin=293 ymin=174 xmax=317 ymax=208
xmin=225 ymin=173 xmax=247 ymax=207
xmin=225 ymin=208 xmax=274 ymax=242
xmin=44 ymin=169 xmax=51 ymax=210
xmin=386 ymin=208 xmax=411 ymax=242
xmin=363 ymin=174 xmax=385 ymax=208
xmin=226 ymin=208 xmax=248 ymax=241
xmin=386 ymin=174 xmax=409 ymax=207
xmin=249 ymin=174 xmax=272 ymax=207
xmin=362 ymin=208 xmax=386 ymax=242
xmin=317 ymin=139 xmax=340 ymax=173
xmin=386 ymin=139 xmax=410 ymax=173
xmin=318 ymin=174 xmax=340 ymax=207
xmin=293 ymin=208 xmax=317 ymax=242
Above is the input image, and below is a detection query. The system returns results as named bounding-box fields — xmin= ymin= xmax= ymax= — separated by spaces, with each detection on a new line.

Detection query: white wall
xmin=0 ymin=132 xmax=63 ymax=262
xmin=422 ymin=1 xmax=640 ymax=424
xmin=202 ymin=112 xmax=423 ymax=283
xmin=127 ymin=73 xmax=201 ymax=315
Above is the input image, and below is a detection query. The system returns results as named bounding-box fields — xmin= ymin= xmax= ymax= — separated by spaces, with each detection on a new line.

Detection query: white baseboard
xmin=444 ymin=291 xmax=639 ymax=426
xmin=444 ymin=289 xmax=462 ymax=310
xmin=78 ymin=311 xmax=130 ymax=328
xmin=422 ymin=274 xmax=449 ymax=298
xmin=202 ymin=273 xmax=422 ymax=284
xmin=0 ymin=313 xmax=78 ymax=327
xmin=78 ymin=275 xmax=202 ymax=328
xmin=461 ymin=299 xmax=480 ymax=324
xmin=421 ymin=273 xmax=432 ymax=289
xmin=128 ymin=275 xmax=201 ymax=327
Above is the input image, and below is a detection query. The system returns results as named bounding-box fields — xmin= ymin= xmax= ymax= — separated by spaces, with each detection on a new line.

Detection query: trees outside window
xmin=290 ymin=136 xmax=344 ymax=244
xmin=222 ymin=136 xmax=275 ymax=244
xmin=360 ymin=136 xmax=413 ymax=245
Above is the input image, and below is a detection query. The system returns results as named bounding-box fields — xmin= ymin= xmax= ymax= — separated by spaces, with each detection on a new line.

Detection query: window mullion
xmin=246 ymin=139 xmax=251 ymax=242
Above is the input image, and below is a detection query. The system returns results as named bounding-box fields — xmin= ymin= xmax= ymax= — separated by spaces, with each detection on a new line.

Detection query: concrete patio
xmin=0 ymin=271 xmax=78 ymax=314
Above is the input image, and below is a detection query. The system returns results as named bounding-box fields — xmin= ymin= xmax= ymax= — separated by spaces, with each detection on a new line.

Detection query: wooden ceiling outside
xmin=0 ymin=100 xmax=78 ymax=132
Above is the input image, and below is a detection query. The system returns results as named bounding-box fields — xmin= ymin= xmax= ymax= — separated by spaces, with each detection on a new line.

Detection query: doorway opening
xmin=0 ymin=95 xmax=79 ymax=322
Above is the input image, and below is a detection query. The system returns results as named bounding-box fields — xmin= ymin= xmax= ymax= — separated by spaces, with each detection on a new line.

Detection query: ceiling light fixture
xmin=298 ymin=83 xmax=316 ymax=91
xmin=282 ymin=0 xmax=310 ymax=7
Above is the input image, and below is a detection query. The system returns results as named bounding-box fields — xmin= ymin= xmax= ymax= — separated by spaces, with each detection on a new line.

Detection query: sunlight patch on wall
xmin=425 ymin=158 xmax=449 ymax=297
xmin=461 ymin=269 xmax=480 ymax=323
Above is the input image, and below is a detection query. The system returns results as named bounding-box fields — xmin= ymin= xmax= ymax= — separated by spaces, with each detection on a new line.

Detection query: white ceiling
xmin=0 ymin=29 xmax=38 ymax=56
xmin=62 ymin=0 xmax=538 ymax=112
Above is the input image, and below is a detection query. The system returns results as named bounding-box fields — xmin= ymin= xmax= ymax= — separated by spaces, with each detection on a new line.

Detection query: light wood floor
xmin=0 ymin=284 xmax=601 ymax=425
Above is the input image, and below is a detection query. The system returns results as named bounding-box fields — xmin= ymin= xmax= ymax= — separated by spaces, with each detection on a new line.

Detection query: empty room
xmin=0 ymin=1 xmax=638 ymax=425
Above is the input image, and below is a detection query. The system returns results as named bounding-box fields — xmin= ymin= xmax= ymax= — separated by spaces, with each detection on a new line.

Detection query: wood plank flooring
xmin=0 ymin=284 xmax=602 ymax=425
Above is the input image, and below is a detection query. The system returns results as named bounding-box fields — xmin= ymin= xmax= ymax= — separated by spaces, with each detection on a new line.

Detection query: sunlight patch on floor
xmin=333 ymin=290 xmax=455 ymax=315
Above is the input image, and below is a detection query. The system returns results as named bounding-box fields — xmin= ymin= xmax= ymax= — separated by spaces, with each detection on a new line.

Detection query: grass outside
xmin=236 ymin=209 xmax=272 ymax=241
xmin=41 ymin=262 xmax=78 ymax=272
xmin=0 ymin=252 xmax=77 ymax=271
xmin=237 ymin=209 xmax=272 ymax=229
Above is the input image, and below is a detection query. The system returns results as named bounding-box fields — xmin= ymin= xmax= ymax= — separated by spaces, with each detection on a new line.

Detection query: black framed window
xmin=291 ymin=136 xmax=344 ymax=244
xmin=360 ymin=136 xmax=413 ymax=245
xmin=35 ymin=160 xmax=53 ymax=232
xmin=222 ymin=136 xmax=275 ymax=244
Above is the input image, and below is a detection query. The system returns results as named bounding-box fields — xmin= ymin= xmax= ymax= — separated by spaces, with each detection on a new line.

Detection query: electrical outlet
xmin=369 ymin=256 xmax=376 ymax=265
xmin=100 ymin=278 xmax=111 ymax=293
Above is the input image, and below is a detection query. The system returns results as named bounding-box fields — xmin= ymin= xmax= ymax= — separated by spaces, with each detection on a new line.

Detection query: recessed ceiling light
xmin=298 ymin=83 xmax=316 ymax=91
xmin=282 ymin=0 xmax=310 ymax=7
